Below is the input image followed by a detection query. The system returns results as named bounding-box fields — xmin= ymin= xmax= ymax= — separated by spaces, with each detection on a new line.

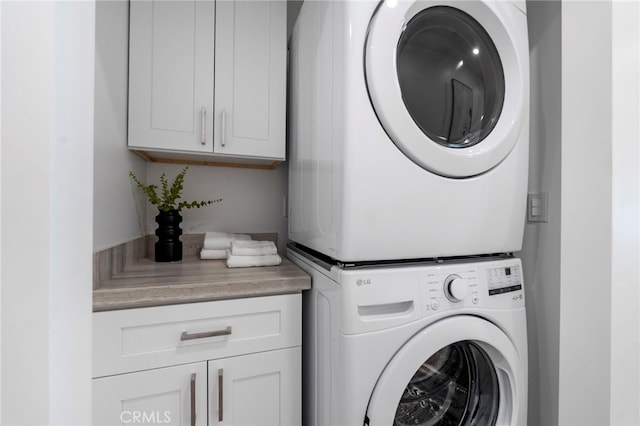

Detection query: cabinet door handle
xmin=180 ymin=326 xmax=232 ymax=341
xmin=190 ymin=373 xmax=196 ymax=426
xmin=200 ymin=107 xmax=207 ymax=145
xmin=218 ymin=368 xmax=224 ymax=422
xmin=221 ymin=109 xmax=227 ymax=147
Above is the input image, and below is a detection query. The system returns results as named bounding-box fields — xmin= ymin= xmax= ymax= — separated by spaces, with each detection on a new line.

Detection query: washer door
xmin=365 ymin=316 xmax=524 ymax=425
xmin=365 ymin=0 xmax=526 ymax=178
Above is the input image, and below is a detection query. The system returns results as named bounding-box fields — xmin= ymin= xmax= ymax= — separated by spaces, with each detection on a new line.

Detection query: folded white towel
xmin=203 ymin=232 xmax=252 ymax=250
xmin=200 ymin=248 xmax=228 ymax=260
xmin=230 ymin=240 xmax=278 ymax=256
xmin=226 ymin=254 xmax=282 ymax=268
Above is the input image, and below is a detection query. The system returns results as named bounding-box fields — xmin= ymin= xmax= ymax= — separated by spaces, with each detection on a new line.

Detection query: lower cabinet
xmin=92 ymin=294 xmax=302 ymax=426
xmin=208 ymin=348 xmax=301 ymax=425
xmin=93 ymin=348 xmax=300 ymax=426
xmin=93 ymin=362 xmax=208 ymax=426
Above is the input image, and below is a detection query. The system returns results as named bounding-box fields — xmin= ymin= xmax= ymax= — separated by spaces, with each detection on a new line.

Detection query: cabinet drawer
xmin=93 ymin=294 xmax=301 ymax=377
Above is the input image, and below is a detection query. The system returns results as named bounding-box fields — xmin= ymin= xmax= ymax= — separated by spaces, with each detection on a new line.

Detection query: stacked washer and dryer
xmin=287 ymin=0 xmax=530 ymax=424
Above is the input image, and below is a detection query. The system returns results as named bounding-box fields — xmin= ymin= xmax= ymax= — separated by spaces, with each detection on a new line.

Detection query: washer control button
xmin=444 ymin=274 xmax=470 ymax=303
xmin=431 ymin=301 xmax=440 ymax=311
xmin=471 ymin=294 xmax=479 ymax=304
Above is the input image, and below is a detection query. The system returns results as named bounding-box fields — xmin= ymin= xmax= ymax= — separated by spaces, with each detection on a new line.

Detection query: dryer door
xmin=365 ymin=0 xmax=527 ymax=178
xmin=365 ymin=316 xmax=525 ymax=425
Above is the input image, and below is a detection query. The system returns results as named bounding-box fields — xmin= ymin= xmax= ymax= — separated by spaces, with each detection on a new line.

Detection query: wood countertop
xmin=93 ymin=234 xmax=311 ymax=312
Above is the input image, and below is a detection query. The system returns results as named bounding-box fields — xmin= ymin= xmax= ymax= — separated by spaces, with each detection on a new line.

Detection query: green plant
xmin=129 ymin=166 xmax=222 ymax=212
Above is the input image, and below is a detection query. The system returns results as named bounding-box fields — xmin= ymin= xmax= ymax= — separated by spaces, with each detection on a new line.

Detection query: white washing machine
xmin=288 ymin=246 xmax=528 ymax=426
xmin=288 ymin=0 xmax=530 ymax=262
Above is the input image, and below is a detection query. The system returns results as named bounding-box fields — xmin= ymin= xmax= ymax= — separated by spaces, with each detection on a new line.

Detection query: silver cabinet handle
xmin=190 ymin=373 xmax=196 ymax=426
xmin=221 ymin=109 xmax=227 ymax=147
xmin=200 ymin=107 xmax=206 ymax=145
xmin=180 ymin=326 xmax=232 ymax=341
xmin=218 ymin=368 xmax=224 ymax=422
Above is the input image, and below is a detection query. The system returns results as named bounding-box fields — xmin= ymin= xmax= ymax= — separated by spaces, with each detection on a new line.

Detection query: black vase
xmin=154 ymin=209 xmax=183 ymax=262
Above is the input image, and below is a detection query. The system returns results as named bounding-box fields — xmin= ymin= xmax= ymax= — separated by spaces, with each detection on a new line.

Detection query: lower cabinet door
xmin=209 ymin=347 xmax=301 ymax=426
xmin=93 ymin=362 xmax=208 ymax=426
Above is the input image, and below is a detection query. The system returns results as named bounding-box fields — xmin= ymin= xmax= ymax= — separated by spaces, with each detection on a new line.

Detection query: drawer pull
xmin=180 ymin=326 xmax=232 ymax=341
xmin=218 ymin=368 xmax=224 ymax=422
xmin=190 ymin=373 xmax=196 ymax=426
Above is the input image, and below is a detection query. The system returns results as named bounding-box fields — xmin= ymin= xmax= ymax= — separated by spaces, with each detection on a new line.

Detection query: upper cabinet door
xmin=213 ymin=1 xmax=286 ymax=160
xmin=128 ymin=0 xmax=215 ymax=153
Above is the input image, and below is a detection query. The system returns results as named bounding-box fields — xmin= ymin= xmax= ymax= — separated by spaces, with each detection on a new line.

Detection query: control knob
xmin=444 ymin=274 xmax=469 ymax=303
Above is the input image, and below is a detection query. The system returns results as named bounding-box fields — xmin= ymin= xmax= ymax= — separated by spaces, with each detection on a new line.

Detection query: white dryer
xmin=288 ymin=0 xmax=530 ymax=262
xmin=288 ymin=246 xmax=528 ymax=425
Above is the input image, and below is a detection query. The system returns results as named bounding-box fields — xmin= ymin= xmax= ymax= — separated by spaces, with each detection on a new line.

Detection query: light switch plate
xmin=527 ymin=192 xmax=548 ymax=223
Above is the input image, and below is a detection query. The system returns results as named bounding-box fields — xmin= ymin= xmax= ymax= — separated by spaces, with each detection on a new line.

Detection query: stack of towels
xmin=200 ymin=231 xmax=282 ymax=268
xmin=200 ymin=232 xmax=251 ymax=260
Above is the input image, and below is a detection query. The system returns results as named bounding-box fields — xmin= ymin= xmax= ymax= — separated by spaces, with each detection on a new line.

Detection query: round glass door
xmin=396 ymin=7 xmax=504 ymax=149
xmin=365 ymin=0 xmax=527 ymax=178
xmin=394 ymin=341 xmax=499 ymax=425
xmin=364 ymin=316 xmax=525 ymax=426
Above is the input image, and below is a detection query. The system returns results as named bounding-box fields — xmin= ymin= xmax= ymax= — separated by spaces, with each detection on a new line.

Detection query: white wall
xmin=519 ymin=2 xmax=561 ymax=425
xmin=560 ymin=3 xmax=612 ymax=424
xmin=610 ymin=1 xmax=640 ymax=423
xmin=522 ymin=1 xmax=640 ymax=424
xmin=94 ymin=0 xmax=290 ymax=253
xmin=1 ymin=6 xmax=52 ymax=420
xmin=1 ymin=1 xmax=94 ymax=424
xmin=560 ymin=1 xmax=640 ymax=425
xmin=145 ymin=163 xmax=289 ymax=252
xmin=0 ymin=1 xmax=3 ymax=418
xmin=94 ymin=0 xmax=147 ymax=250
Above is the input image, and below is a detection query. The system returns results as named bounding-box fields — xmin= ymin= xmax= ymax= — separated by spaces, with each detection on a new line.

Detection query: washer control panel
xmin=333 ymin=256 xmax=525 ymax=334
xmin=421 ymin=267 xmax=480 ymax=313
xmin=487 ymin=264 xmax=522 ymax=295
xmin=419 ymin=258 xmax=525 ymax=315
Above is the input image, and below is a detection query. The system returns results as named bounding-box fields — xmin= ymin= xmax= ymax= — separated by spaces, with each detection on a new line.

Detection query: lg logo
xmin=120 ymin=411 xmax=172 ymax=424
xmin=356 ymin=278 xmax=371 ymax=286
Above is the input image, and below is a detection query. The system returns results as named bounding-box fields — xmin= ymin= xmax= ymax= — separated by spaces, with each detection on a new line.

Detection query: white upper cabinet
xmin=214 ymin=1 xmax=286 ymax=160
xmin=128 ymin=0 xmax=215 ymax=154
xmin=128 ymin=0 xmax=286 ymax=166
